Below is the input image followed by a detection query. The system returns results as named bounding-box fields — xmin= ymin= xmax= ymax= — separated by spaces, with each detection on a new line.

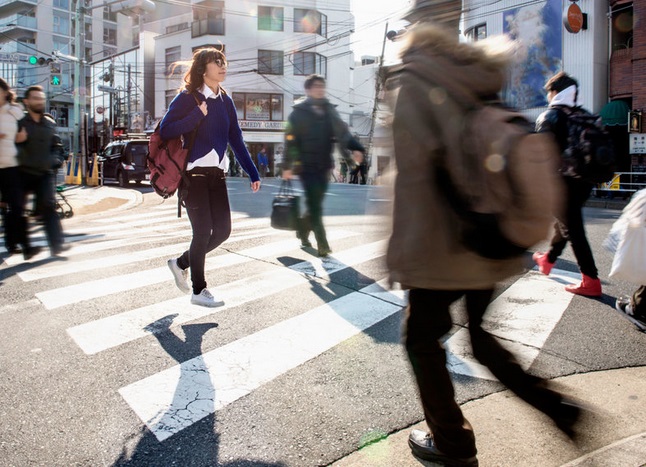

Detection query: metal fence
xmin=593 ymin=172 xmax=646 ymax=198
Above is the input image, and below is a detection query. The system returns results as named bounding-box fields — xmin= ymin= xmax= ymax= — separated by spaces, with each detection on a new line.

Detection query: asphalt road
xmin=0 ymin=178 xmax=644 ymax=467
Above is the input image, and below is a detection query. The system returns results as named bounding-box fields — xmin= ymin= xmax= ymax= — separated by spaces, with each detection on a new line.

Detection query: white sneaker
xmin=191 ymin=288 xmax=224 ymax=308
xmin=167 ymin=258 xmax=190 ymax=293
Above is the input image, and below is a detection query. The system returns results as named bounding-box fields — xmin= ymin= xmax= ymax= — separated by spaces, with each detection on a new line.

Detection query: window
xmin=258 ymin=50 xmax=283 ymax=75
xmin=165 ymin=89 xmax=177 ymax=110
xmin=53 ymin=36 xmax=71 ymax=55
xmin=192 ymin=2 xmax=225 ymax=37
xmin=612 ymin=6 xmax=633 ymax=50
xmin=85 ymin=22 xmax=92 ymax=41
xmin=165 ymin=46 xmax=182 ymax=74
xmin=103 ymin=46 xmax=116 ymax=58
xmin=465 ymin=23 xmax=487 ymax=41
xmin=258 ymin=6 xmax=283 ymax=31
xmin=53 ymin=0 xmax=69 ymax=10
xmin=103 ymin=27 xmax=117 ymax=46
xmin=103 ymin=5 xmax=117 ymax=22
xmin=166 ymin=23 xmax=189 ymax=34
xmin=292 ymin=52 xmax=327 ymax=76
xmin=232 ymin=93 xmax=284 ymax=121
xmin=294 ymin=9 xmax=327 ymax=36
xmin=53 ymin=13 xmax=69 ymax=35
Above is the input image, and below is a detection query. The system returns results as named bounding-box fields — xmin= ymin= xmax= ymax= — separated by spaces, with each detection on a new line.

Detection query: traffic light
xmin=50 ymin=75 xmax=61 ymax=86
xmin=28 ymin=56 xmax=54 ymax=66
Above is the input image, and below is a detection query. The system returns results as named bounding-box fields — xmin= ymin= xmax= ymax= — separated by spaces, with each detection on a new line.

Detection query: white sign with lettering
xmin=629 ymin=134 xmax=646 ymax=154
xmin=239 ymin=121 xmax=287 ymax=130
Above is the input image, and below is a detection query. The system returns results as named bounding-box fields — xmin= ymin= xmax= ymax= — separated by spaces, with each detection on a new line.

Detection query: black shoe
xmin=23 ymin=246 xmax=42 ymax=261
xmin=408 ymin=430 xmax=478 ymax=467
xmin=296 ymin=230 xmax=312 ymax=248
xmin=317 ymin=246 xmax=332 ymax=257
xmin=51 ymin=243 xmax=71 ymax=256
xmin=551 ymin=397 xmax=586 ymax=441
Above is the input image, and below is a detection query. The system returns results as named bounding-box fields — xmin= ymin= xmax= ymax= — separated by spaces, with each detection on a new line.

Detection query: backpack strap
xmin=177 ymin=92 xmax=203 ymax=217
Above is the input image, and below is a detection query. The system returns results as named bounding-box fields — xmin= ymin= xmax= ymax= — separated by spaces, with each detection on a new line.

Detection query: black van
xmin=98 ymin=137 xmax=150 ymax=187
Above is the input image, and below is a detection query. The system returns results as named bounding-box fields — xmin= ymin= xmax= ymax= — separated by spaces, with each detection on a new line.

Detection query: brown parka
xmin=386 ymin=24 xmax=560 ymax=290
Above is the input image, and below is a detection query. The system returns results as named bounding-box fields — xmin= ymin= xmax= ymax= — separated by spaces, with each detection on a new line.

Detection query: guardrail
xmin=593 ymin=172 xmax=646 ymax=199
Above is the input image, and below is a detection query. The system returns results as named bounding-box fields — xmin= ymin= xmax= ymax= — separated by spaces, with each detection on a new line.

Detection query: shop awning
xmin=600 ymin=100 xmax=630 ymax=126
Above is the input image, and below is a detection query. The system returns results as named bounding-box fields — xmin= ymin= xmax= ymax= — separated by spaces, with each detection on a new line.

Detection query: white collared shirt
xmin=186 ymin=84 xmax=229 ymax=172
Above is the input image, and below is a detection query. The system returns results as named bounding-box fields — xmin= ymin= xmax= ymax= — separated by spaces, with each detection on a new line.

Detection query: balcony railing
xmin=191 ymin=18 xmax=224 ymax=37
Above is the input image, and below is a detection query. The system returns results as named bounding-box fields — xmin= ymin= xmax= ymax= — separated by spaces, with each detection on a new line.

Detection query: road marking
xmin=118 ymin=281 xmax=406 ymax=441
xmin=445 ymin=268 xmax=580 ymax=380
xmin=39 ymin=230 xmax=355 ymax=310
xmin=66 ymin=238 xmax=385 ymax=354
xmin=18 ymin=229 xmax=276 ymax=282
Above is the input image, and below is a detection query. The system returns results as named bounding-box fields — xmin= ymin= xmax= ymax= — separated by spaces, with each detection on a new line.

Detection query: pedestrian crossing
xmin=1 ymin=201 xmax=581 ymax=444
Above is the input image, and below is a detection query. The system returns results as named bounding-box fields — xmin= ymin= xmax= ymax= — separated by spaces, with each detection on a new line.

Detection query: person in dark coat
xmin=282 ymin=74 xmax=365 ymax=257
xmin=387 ymin=1 xmax=583 ymax=465
xmin=532 ymin=72 xmax=602 ymax=297
xmin=18 ymin=85 xmax=68 ymax=256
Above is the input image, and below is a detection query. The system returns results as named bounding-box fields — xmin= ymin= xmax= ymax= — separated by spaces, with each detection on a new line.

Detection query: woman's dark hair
xmin=177 ymin=47 xmax=227 ymax=93
xmin=304 ymin=74 xmax=326 ymax=90
xmin=0 ymin=77 xmax=15 ymax=103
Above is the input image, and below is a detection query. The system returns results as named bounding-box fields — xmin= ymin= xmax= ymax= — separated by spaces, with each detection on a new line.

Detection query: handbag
xmin=609 ymin=189 xmax=646 ymax=284
xmin=270 ymin=180 xmax=300 ymax=231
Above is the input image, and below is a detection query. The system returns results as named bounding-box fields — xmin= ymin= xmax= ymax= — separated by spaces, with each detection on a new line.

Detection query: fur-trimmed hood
xmin=399 ymin=23 xmax=516 ymax=108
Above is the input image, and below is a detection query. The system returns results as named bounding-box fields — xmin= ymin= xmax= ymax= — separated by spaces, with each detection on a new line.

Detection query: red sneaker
xmin=565 ymin=274 xmax=602 ymax=297
xmin=532 ymin=251 xmax=554 ymax=275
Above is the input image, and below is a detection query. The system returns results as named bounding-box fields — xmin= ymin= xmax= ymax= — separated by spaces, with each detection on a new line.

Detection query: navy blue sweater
xmin=160 ymin=90 xmax=260 ymax=182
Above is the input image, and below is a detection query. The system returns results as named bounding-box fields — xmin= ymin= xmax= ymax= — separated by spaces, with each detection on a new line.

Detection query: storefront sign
xmin=563 ymin=2 xmax=584 ymax=33
xmin=629 ymin=134 xmax=646 ymax=154
xmin=239 ymin=120 xmax=287 ymax=130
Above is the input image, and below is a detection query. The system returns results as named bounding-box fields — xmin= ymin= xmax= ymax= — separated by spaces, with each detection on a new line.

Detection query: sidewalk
xmin=331 ymin=366 xmax=646 ymax=467
xmin=58 ymin=185 xmax=143 ymax=217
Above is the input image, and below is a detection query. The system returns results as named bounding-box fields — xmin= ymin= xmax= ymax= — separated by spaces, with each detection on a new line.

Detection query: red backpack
xmin=147 ymin=94 xmax=201 ymax=213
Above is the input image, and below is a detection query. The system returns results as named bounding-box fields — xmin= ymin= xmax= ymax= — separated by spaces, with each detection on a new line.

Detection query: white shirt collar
xmin=199 ymin=84 xmax=222 ymax=100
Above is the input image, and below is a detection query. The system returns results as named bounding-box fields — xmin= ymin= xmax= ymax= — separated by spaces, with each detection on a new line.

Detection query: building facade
xmin=149 ymin=0 xmax=356 ymax=175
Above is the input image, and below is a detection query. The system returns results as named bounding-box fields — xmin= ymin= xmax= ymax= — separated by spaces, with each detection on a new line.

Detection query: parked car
xmin=98 ymin=137 xmax=150 ymax=187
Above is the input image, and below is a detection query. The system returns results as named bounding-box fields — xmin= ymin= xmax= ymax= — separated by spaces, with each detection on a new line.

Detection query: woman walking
xmin=0 ymin=78 xmax=40 ymax=259
xmin=162 ymin=48 xmax=261 ymax=307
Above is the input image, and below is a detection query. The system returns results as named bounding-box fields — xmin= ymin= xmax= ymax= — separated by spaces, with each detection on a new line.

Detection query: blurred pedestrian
xmin=282 ymin=74 xmax=365 ymax=257
xmin=0 ymin=78 xmax=41 ymax=259
xmin=17 ymin=85 xmax=67 ymax=257
xmin=257 ymin=146 xmax=268 ymax=178
xmin=162 ymin=47 xmax=260 ymax=308
xmin=387 ymin=2 xmax=583 ymax=465
xmin=532 ymin=72 xmax=602 ymax=297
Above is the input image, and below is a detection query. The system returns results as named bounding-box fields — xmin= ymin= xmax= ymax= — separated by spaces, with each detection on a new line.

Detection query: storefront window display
xmin=233 ymin=93 xmax=283 ymax=121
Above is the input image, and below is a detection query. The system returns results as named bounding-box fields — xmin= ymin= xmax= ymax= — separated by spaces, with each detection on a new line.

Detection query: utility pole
xmin=365 ymin=22 xmax=389 ymax=183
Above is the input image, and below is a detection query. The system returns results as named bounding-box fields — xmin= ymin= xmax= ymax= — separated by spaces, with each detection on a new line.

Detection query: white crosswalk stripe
xmin=4 ymin=207 xmax=577 ymax=444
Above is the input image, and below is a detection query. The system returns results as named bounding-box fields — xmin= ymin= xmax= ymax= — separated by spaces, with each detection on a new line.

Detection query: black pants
xmin=547 ymin=177 xmax=598 ymax=278
xmin=298 ymin=170 xmax=330 ymax=250
xmin=0 ymin=166 xmax=29 ymax=250
xmin=20 ymin=170 xmax=63 ymax=251
xmin=405 ymin=288 xmax=566 ymax=458
xmin=176 ymin=168 xmax=231 ymax=294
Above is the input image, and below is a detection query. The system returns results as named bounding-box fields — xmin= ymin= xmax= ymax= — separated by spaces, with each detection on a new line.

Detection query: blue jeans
xmin=20 ymin=170 xmax=64 ymax=251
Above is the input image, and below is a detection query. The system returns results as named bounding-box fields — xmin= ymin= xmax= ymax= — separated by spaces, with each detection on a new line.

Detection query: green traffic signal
xmin=51 ymin=75 xmax=61 ymax=86
xmin=28 ymin=56 xmax=53 ymax=66
xmin=28 ymin=56 xmax=38 ymax=65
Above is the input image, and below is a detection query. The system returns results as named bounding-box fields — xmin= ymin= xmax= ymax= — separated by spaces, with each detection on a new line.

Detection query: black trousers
xmin=176 ymin=168 xmax=231 ymax=295
xmin=547 ymin=177 xmax=598 ymax=278
xmin=20 ymin=169 xmax=63 ymax=251
xmin=0 ymin=166 xmax=29 ymax=250
xmin=405 ymin=288 xmax=565 ymax=458
xmin=298 ymin=170 xmax=330 ymax=250
xmin=633 ymin=286 xmax=646 ymax=316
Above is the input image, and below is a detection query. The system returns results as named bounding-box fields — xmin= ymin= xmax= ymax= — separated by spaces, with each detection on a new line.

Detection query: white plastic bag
xmin=608 ymin=189 xmax=646 ymax=284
